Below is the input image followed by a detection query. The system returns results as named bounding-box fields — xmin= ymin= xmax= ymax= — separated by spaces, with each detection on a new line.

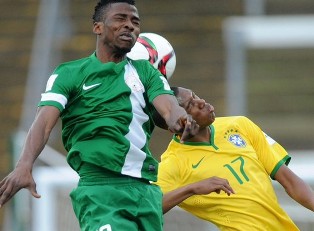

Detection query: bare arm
xmin=162 ymin=177 xmax=235 ymax=214
xmin=0 ymin=106 xmax=60 ymax=207
xmin=275 ymin=165 xmax=314 ymax=212
xmin=152 ymin=109 xmax=168 ymax=130
xmin=153 ymin=94 xmax=199 ymax=142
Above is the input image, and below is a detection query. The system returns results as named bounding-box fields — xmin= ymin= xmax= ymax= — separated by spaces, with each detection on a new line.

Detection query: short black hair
xmin=171 ymin=86 xmax=186 ymax=107
xmin=93 ymin=0 xmax=136 ymax=23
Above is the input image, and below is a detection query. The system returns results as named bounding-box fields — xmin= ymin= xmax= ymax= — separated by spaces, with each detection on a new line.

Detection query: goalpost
xmin=32 ymin=167 xmax=80 ymax=231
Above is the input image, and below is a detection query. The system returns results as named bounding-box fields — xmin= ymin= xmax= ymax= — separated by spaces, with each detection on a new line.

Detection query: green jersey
xmin=39 ymin=53 xmax=173 ymax=181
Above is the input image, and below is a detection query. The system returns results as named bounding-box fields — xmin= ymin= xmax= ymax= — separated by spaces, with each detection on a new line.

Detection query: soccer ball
xmin=127 ymin=32 xmax=176 ymax=79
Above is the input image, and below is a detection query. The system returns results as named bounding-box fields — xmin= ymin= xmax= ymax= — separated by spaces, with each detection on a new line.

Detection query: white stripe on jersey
xmin=40 ymin=92 xmax=68 ymax=109
xmin=263 ymin=132 xmax=276 ymax=145
xmin=122 ymin=63 xmax=149 ymax=178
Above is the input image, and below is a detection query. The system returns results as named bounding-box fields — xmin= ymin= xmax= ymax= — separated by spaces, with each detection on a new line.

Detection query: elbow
xmin=162 ymin=202 xmax=172 ymax=214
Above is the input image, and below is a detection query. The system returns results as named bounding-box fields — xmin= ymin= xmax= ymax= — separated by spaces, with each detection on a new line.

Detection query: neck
xmin=95 ymin=49 xmax=126 ymax=63
xmin=95 ymin=42 xmax=127 ymax=63
xmin=183 ymin=126 xmax=211 ymax=143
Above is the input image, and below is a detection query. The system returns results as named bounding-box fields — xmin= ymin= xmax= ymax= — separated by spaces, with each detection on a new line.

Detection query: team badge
xmin=224 ymin=129 xmax=246 ymax=147
xmin=125 ymin=64 xmax=145 ymax=92
xmin=228 ymin=134 xmax=246 ymax=147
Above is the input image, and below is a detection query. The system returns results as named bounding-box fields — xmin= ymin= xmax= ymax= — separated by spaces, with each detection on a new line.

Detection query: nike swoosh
xmin=192 ymin=156 xmax=205 ymax=169
xmin=83 ymin=83 xmax=101 ymax=90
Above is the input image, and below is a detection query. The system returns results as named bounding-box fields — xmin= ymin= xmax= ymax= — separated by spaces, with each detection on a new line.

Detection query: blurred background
xmin=0 ymin=0 xmax=313 ymax=230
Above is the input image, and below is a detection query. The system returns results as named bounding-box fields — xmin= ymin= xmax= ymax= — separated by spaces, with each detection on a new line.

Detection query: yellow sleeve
xmin=155 ymin=150 xmax=181 ymax=194
xmin=239 ymin=117 xmax=291 ymax=178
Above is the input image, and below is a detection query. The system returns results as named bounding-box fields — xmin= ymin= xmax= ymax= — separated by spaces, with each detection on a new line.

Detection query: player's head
xmin=171 ymin=87 xmax=216 ymax=127
xmin=92 ymin=0 xmax=140 ymax=55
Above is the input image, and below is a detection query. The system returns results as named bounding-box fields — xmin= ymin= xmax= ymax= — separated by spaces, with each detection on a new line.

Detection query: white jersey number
xmin=99 ymin=224 xmax=112 ymax=231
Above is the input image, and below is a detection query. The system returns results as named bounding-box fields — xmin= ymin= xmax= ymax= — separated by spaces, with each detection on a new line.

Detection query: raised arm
xmin=275 ymin=164 xmax=314 ymax=212
xmin=162 ymin=176 xmax=235 ymax=214
xmin=153 ymin=94 xmax=199 ymax=142
xmin=0 ymin=106 xmax=60 ymax=207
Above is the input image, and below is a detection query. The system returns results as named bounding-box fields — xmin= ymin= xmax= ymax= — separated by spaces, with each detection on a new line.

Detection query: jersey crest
xmin=228 ymin=134 xmax=246 ymax=147
xmin=224 ymin=129 xmax=247 ymax=148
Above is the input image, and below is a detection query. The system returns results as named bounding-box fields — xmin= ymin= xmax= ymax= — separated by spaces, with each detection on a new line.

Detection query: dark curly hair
xmin=92 ymin=0 xmax=136 ymax=23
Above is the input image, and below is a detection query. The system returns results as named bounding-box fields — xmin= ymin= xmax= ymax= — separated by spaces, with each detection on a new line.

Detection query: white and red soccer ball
xmin=127 ymin=32 xmax=176 ymax=79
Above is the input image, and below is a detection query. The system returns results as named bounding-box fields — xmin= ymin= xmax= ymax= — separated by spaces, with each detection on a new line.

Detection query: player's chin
xmin=121 ymin=39 xmax=136 ymax=50
xmin=116 ymin=46 xmax=132 ymax=55
xmin=209 ymin=112 xmax=215 ymax=123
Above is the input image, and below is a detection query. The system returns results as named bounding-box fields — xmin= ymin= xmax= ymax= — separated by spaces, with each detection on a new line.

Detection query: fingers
xmin=180 ymin=116 xmax=199 ymax=143
xmin=28 ymin=183 xmax=41 ymax=199
xmin=220 ymin=184 xmax=235 ymax=196
xmin=0 ymin=173 xmax=41 ymax=208
xmin=0 ymin=184 xmax=40 ymax=208
xmin=0 ymin=181 xmax=14 ymax=208
xmin=214 ymin=178 xmax=235 ymax=196
xmin=194 ymin=177 xmax=235 ymax=196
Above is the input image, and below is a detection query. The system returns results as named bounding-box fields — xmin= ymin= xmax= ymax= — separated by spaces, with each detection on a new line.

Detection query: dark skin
xmin=93 ymin=3 xmax=197 ymax=140
xmin=162 ymin=87 xmax=314 ymax=214
xmin=0 ymin=3 xmax=198 ymax=208
xmin=93 ymin=3 xmax=140 ymax=62
xmin=162 ymin=87 xmax=235 ymax=213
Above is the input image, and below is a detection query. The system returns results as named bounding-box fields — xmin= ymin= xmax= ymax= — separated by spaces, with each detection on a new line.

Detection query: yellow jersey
xmin=157 ymin=116 xmax=299 ymax=231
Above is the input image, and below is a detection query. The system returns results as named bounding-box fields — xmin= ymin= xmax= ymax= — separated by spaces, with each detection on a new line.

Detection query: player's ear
xmin=93 ymin=22 xmax=103 ymax=35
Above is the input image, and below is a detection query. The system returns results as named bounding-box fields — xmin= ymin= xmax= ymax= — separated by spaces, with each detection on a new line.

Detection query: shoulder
xmin=56 ymin=56 xmax=91 ymax=73
xmin=159 ymin=141 xmax=184 ymax=172
xmin=127 ymin=58 xmax=159 ymax=75
xmin=160 ymin=139 xmax=182 ymax=160
xmin=215 ymin=116 xmax=253 ymax=126
xmin=127 ymin=58 xmax=152 ymax=67
xmin=214 ymin=116 xmax=260 ymax=138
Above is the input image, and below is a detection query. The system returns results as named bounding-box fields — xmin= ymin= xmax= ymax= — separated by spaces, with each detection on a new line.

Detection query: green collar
xmin=173 ymin=125 xmax=219 ymax=150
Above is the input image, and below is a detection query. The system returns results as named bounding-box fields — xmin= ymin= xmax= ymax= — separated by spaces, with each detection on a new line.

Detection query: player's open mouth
xmin=120 ymin=33 xmax=133 ymax=42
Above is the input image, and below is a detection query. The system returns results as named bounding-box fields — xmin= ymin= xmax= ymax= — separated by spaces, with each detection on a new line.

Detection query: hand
xmin=179 ymin=114 xmax=199 ymax=143
xmin=168 ymin=108 xmax=199 ymax=143
xmin=191 ymin=176 xmax=235 ymax=196
xmin=0 ymin=166 xmax=41 ymax=208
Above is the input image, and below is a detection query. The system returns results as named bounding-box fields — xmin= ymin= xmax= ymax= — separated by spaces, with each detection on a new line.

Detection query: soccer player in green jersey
xmin=157 ymin=87 xmax=314 ymax=231
xmin=0 ymin=1 xmax=199 ymax=230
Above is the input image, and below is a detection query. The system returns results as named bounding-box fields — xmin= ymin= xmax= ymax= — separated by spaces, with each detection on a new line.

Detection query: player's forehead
xmin=177 ymin=87 xmax=194 ymax=106
xmin=178 ymin=87 xmax=195 ymax=98
xmin=106 ymin=2 xmax=139 ymax=19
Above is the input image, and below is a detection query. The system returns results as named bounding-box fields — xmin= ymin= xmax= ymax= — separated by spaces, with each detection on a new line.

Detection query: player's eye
xmin=132 ymin=19 xmax=140 ymax=26
xmin=186 ymin=100 xmax=193 ymax=111
xmin=114 ymin=14 xmax=126 ymax=21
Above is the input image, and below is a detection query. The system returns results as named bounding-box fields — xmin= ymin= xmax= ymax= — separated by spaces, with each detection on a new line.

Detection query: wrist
xmin=15 ymin=160 xmax=33 ymax=171
xmin=185 ymin=183 xmax=197 ymax=196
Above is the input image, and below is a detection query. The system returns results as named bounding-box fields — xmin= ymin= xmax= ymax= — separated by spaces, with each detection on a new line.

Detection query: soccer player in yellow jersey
xmin=157 ymin=86 xmax=314 ymax=231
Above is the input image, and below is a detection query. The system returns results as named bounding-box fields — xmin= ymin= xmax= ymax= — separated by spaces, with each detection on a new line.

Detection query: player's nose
xmin=196 ymin=98 xmax=206 ymax=108
xmin=124 ymin=19 xmax=135 ymax=31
